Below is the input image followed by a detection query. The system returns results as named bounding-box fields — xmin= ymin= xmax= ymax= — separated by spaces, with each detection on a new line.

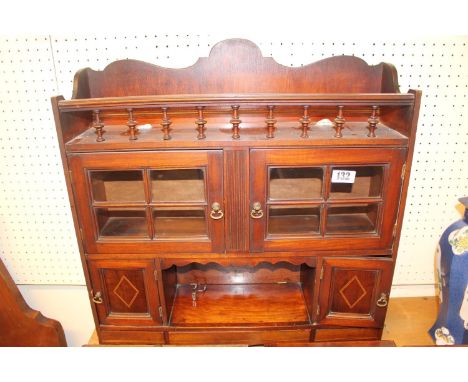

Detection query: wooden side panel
xmin=224 ymin=148 xmax=249 ymax=252
xmin=0 ymin=258 xmax=67 ymax=346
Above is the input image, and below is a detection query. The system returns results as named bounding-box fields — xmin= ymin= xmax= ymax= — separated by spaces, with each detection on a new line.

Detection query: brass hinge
xmin=154 ymin=270 xmax=158 ymax=282
xmin=401 ymin=163 xmax=407 ymax=181
xmin=158 ymin=306 xmax=163 ymax=319
xmin=316 ymin=305 xmax=320 ymax=317
xmin=68 ymin=169 xmax=73 ymax=183
xmin=320 ymin=265 xmax=324 ymax=280
xmin=393 ymin=222 xmax=398 ymax=238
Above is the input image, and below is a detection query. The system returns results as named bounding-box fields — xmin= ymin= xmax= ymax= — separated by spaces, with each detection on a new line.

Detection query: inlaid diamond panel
xmin=103 ymin=269 xmax=148 ymax=313
xmin=112 ymin=275 xmax=140 ymax=308
xmin=331 ymin=269 xmax=376 ymax=315
xmin=339 ymin=276 xmax=368 ymax=309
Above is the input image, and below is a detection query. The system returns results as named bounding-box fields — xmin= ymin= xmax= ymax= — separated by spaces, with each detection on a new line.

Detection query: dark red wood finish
xmin=318 ymin=257 xmax=393 ymax=327
xmin=51 ymin=39 xmax=421 ymax=345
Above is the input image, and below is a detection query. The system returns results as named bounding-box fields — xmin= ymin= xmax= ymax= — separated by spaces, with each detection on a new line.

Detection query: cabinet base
xmin=95 ymin=326 xmax=383 ymax=346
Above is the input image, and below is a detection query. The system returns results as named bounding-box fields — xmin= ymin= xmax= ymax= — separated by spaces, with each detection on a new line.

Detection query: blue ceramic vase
xmin=429 ymin=196 xmax=468 ymax=345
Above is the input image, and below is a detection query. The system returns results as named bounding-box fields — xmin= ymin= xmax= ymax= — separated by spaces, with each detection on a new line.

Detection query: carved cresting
xmin=73 ymin=39 xmax=399 ymax=98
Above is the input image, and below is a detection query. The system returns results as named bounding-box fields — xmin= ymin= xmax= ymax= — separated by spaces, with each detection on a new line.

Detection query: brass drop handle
xmin=250 ymin=202 xmax=264 ymax=219
xmin=210 ymin=202 xmax=224 ymax=220
xmin=92 ymin=291 xmax=103 ymax=304
xmin=376 ymin=292 xmax=388 ymax=307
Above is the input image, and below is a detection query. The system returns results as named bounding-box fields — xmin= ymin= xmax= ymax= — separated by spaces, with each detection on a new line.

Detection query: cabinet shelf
xmin=170 ymin=283 xmax=310 ymax=327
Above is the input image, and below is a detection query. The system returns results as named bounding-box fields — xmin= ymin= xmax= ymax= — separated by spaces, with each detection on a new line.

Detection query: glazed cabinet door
xmin=250 ymin=148 xmax=406 ymax=252
xmin=318 ymin=257 xmax=393 ymax=327
xmin=69 ymin=150 xmax=224 ymax=253
xmin=88 ymin=259 xmax=163 ymax=326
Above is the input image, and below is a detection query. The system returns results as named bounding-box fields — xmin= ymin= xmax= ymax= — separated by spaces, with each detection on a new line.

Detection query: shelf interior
xmin=164 ymin=261 xmax=315 ymax=327
xmin=170 ymin=283 xmax=310 ymax=326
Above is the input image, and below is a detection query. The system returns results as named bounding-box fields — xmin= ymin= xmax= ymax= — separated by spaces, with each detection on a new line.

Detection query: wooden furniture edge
xmin=0 ymin=258 xmax=67 ymax=346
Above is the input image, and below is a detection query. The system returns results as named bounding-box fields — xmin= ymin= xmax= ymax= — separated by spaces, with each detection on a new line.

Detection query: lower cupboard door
xmin=88 ymin=260 xmax=163 ymax=326
xmin=318 ymin=258 xmax=393 ymax=328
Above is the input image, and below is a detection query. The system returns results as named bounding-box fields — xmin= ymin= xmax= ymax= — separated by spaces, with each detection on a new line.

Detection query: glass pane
xmin=151 ymin=169 xmax=205 ymax=202
xmin=326 ymin=204 xmax=379 ymax=234
xmin=90 ymin=171 xmax=145 ymax=202
xmin=269 ymin=167 xmax=323 ymax=200
xmin=95 ymin=208 xmax=148 ymax=237
xmin=153 ymin=207 xmax=207 ymax=238
xmin=268 ymin=205 xmax=320 ymax=236
xmin=329 ymin=166 xmax=383 ymax=199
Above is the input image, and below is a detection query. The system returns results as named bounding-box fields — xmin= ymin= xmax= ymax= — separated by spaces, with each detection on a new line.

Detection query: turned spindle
xmin=265 ymin=105 xmax=277 ymax=139
xmin=334 ymin=106 xmax=345 ymax=138
xmin=367 ymin=106 xmax=379 ymax=138
xmin=299 ymin=106 xmax=311 ymax=138
xmin=161 ymin=107 xmax=172 ymax=140
xmin=230 ymin=105 xmax=241 ymax=140
xmin=126 ymin=108 xmax=138 ymax=140
xmin=195 ymin=106 xmax=207 ymax=139
xmin=92 ymin=110 xmax=105 ymax=142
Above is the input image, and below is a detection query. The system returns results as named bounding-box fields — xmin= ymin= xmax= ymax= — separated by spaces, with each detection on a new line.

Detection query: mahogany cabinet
xmin=52 ymin=39 xmax=421 ymax=345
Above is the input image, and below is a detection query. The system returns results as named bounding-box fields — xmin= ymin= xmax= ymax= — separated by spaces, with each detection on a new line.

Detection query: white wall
xmin=17 ymin=285 xmax=94 ymax=346
xmin=1 ymin=33 xmax=467 ymax=345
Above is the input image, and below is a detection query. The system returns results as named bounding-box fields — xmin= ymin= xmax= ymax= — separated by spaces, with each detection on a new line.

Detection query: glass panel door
xmin=70 ymin=150 xmax=224 ymax=254
xmin=250 ymin=148 xmax=406 ymax=252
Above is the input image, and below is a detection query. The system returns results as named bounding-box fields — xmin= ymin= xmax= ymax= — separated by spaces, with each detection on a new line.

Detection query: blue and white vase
xmin=429 ymin=196 xmax=468 ymax=345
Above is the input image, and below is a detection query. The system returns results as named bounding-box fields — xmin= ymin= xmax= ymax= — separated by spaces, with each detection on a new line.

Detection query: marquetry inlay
xmin=339 ymin=275 xmax=368 ymax=309
xmin=112 ymin=275 xmax=140 ymax=308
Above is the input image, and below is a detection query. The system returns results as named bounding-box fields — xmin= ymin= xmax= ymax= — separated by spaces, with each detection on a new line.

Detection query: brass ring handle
xmin=92 ymin=291 xmax=103 ymax=304
xmin=250 ymin=202 xmax=264 ymax=219
xmin=210 ymin=202 xmax=224 ymax=220
xmin=376 ymin=293 xmax=388 ymax=307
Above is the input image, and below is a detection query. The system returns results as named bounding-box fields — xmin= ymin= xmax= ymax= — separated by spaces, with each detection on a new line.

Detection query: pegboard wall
xmin=0 ymin=34 xmax=466 ymax=286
